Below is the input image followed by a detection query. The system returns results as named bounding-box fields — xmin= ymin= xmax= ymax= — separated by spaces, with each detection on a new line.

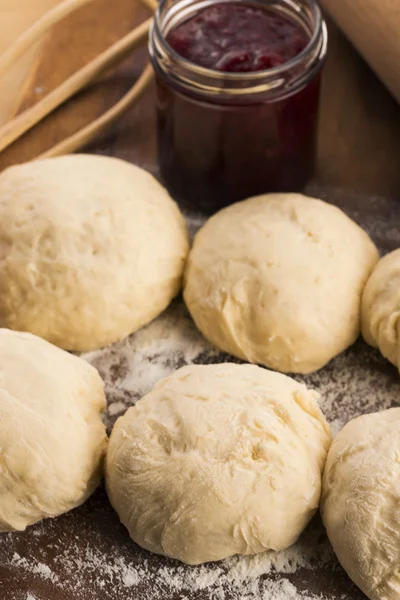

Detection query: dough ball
xmin=321 ymin=409 xmax=400 ymax=600
xmin=362 ymin=249 xmax=400 ymax=370
xmin=0 ymin=154 xmax=189 ymax=351
xmin=106 ymin=363 xmax=331 ymax=565
xmin=0 ymin=329 xmax=107 ymax=532
xmin=184 ymin=194 xmax=379 ymax=374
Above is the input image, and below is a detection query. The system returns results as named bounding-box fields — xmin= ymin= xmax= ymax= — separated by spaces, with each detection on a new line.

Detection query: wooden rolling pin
xmin=320 ymin=0 xmax=400 ymax=104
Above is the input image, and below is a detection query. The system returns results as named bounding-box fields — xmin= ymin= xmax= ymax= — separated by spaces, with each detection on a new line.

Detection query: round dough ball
xmin=362 ymin=249 xmax=400 ymax=370
xmin=321 ymin=409 xmax=400 ymax=600
xmin=106 ymin=363 xmax=331 ymax=565
xmin=0 ymin=154 xmax=189 ymax=351
xmin=184 ymin=194 xmax=379 ymax=374
xmin=0 ymin=329 xmax=107 ymax=532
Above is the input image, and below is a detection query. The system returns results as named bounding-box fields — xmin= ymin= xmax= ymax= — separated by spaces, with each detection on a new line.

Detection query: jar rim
xmin=150 ymin=0 xmax=327 ymax=93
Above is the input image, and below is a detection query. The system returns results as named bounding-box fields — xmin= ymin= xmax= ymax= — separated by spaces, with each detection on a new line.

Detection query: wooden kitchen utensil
xmin=0 ymin=0 xmax=95 ymax=80
xmin=320 ymin=0 xmax=400 ymax=104
xmin=0 ymin=0 xmax=156 ymax=160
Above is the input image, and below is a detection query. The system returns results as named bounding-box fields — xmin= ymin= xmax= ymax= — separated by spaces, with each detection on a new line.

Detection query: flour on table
xmin=4 ymin=515 xmax=336 ymax=600
xmin=84 ymin=301 xmax=220 ymax=430
xmin=12 ymin=553 xmax=58 ymax=583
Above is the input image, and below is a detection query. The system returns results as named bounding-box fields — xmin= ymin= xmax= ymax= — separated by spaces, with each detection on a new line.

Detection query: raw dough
xmin=106 ymin=363 xmax=331 ymax=565
xmin=0 ymin=154 xmax=189 ymax=351
xmin=321 ymin=409 xmax=400 ymax=600
xmin=184 ymin=193 xmax=379 ymax=374
xmin=0 ymin=329 xmax=107 ymax=532
xmin=362 ymin=249 xmax=400 ymax=370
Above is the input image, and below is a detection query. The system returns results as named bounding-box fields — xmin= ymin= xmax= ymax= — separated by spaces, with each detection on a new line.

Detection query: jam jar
xmin=149 ymin=0 xmax=328 ymax=212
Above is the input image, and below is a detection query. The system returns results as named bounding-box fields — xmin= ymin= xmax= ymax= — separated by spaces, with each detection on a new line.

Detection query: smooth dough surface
xmin=0 ymin=154 xmax=189 ymax=351
xmin=0 ymin=329 xmax=107 ymax=532
xmin=184 ymin=194 xmax=379 ymax=374
xmin=106 ymin=363 xmax=331 ymax=565
xmin=362 ymin=249 xmax=400 ymax=370
xmin=321 ymin=409 xmax=400 ymax=600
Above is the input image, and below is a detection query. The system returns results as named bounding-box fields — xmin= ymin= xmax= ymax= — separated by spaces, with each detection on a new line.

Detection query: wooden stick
xmin=142 ymin=0 xmax=158 ymax=10
xmin=0 ymin=16 xmax=152 ymax=155
xmin=0 ymin=0 xmax=96 ymax=79
xmin=36 ymin=64 xmax=154 ymax=159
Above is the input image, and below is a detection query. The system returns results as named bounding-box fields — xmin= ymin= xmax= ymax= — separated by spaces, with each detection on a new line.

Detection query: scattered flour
xmin=84 ymin=301 xmax=220 ymax=430
xmin=3 ymin=508 xmax=345 ymax=600
xmin=12 ymin=553 xmax=58 ymax=583
xmin=121 ymin=567 xmax=139 ymax=587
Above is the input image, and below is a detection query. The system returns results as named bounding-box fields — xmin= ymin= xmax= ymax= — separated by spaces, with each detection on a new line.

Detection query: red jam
xmin=166 ymin=4 xmax=309 ymax=72
xmin=152 ymin=1 xmax=325 ymax=212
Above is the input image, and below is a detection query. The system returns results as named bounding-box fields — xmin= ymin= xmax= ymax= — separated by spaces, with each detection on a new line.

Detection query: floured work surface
xmin=1 ymin=5 xmax=400 ymax=600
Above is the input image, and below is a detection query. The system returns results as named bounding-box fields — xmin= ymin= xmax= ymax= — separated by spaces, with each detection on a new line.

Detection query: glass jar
xmin=149 ymin=0 xmax=328 ymax=212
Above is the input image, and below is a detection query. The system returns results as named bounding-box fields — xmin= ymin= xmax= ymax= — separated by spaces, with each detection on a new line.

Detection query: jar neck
xmin=149 ymin=0 xmax=328 ymax=103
